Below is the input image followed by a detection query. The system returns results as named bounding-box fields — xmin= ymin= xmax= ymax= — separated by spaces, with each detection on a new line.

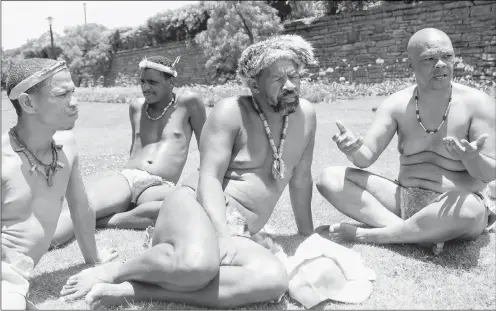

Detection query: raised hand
xmin=332 ymin=120 xmax=364 ymax=155
xmin=443 ymin=134 xmax=488 ymax=160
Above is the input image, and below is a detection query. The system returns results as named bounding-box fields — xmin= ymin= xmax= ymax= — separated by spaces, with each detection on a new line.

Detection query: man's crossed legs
xmin=316 ymin=166 xmax=493 ymax=251
xmin=59 ymin=186 xmax=287 ymax=309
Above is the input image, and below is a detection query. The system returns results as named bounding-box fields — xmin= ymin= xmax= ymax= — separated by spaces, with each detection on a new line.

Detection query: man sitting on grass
xmin=59 ymin=34 xmax=317 ymax=309
xmin=51 ymin=55 xmax=207 ymax=246
xmin=2 ymin=58 xmax=117 ymax=310
xmin=317 ymin=28 xmax=496 ymax=254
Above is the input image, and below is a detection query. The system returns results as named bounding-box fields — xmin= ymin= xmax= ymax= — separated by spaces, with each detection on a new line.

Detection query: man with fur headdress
xmin=60 ymin=35 xmax=317 ymax=308
xmin=52 ymin=55 xmax=207 ymax=247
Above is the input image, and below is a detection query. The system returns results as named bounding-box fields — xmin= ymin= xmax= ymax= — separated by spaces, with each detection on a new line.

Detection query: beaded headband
xmin=138 ymin=56 xmax=181 ymax=77
xmin=9 ymin=61 xmax=68 ymax=100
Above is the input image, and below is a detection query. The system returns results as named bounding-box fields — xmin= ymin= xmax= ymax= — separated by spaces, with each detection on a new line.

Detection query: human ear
xmin=18 ymin=93 xmax=37 ymax=114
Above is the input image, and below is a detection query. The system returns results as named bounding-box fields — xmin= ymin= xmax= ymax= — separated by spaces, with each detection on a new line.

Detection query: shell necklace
xmin=145 ymin=93 xmax=175 ymax=121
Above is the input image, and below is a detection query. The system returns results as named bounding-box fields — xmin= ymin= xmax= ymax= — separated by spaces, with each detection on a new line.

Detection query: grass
xmin=1 ymin=92 xmax=495 ymax=310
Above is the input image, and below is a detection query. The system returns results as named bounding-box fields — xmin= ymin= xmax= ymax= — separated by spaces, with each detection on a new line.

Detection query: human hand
xmin=218 ymin=235 xmax=237 ymax=266
xmin=95 ymin=247 xmax=118 ymax=264
xmin=332 ymin=120 xmax=364 ymax=155
xmin=443 ymin=134 xmax=488 ymax=160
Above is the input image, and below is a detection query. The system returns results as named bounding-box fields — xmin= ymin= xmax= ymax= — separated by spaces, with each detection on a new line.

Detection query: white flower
xmin=339 ymin=77 xmax=345 ymax=82
xmin=353 ymin=67 xmax=358 ymax=71
xmin=465 ymin=75 xmax=471 ymax=79
xmin=335 ymin=66 xmax=339 ymax=69
xmin=342 ymin=59 xmax=347 ymax=62
xmin=456 ymin=63 xmax=465 ymax=69
xmin=375 ymin=58 xmax=384 ymax=65
xmin=368 ymin=64 xmax=372 ymax=67
xmin=492 ymin=72 xmax=496 ymax=77
xmin=319 ymin=71 xmax=326 ymax=76
xmin=326 ymin=67 xmax=334 ymax=73
xmin=402 ymin=58 xmax=408 ymax=62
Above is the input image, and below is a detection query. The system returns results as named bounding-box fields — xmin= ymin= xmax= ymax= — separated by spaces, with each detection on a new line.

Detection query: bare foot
xmin=60 ymin=262 xmax=121 ymax=301
xmin=328 ymin=223 xmax=367 ymax=242
xmin=85 ymin=282 xmax=135 ymax=310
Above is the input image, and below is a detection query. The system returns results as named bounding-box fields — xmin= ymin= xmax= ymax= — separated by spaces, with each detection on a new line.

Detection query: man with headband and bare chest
xmin=1 ymin=58 xmax=117 ymax=310
xmin=59 ymin=35 xmax=317 ymax=309
xmin=52 ymin=55 xmax=207 ymax=246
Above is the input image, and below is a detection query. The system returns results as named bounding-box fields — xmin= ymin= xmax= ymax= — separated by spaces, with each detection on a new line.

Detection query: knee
xmin=316 ymin=166 xmax=346 ymax=196
xmin=177 ymin=243 xmax=220 ymax=287
xmin=457 ymin=192 xmax=486 ymax=225
xmin=251 ymin=256 xmax=289 ymax=301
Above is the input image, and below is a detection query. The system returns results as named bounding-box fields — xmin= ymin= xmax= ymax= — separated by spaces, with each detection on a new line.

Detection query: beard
xmin=272 ymin=91 xmax=300 ymax=115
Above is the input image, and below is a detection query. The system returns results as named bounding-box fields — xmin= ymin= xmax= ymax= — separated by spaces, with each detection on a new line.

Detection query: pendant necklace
xmin=251 ymin=96 xmax=289 ymax=180
xmin=9 ymin=127 xmax=64 ymax=186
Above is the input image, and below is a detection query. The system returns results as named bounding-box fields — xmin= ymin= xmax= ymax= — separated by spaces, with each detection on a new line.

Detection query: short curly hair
xmin=237 ymin=34 xmax=318 ymax=86
xmin=6 ymin=58 xmax=59 ymax=116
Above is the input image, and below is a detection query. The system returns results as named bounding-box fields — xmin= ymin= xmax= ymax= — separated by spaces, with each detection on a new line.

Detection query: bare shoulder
xmin=53 ymin=130 xmax=78 ymax=159
xmin=207 ymin=96 xmax=243 ymax=129
xmin=130 ymin=97 xmax=145 ymax=113
xmin=454 ymin=82 xmax=495 ymax=117
xmin=178 ymin=91 xmax=205 ymax=111
xmin=298 ymin=98 xmax=317 ymax=119
xmin=378 ymin=85 xmax=415 ymax=117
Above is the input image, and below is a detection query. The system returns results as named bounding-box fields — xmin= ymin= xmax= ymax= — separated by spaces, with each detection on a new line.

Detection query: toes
xmin=60 ymin=286 xmax=77 ymax=296
xmin=328 ymin=223 xmax=342 ymax=233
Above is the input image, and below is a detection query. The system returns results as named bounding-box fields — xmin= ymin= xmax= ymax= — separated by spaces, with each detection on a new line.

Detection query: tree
xmin=59 ymin=24 xmax=112 ymax=86
xmin=195 ymin=1 xmax=284 ymax=82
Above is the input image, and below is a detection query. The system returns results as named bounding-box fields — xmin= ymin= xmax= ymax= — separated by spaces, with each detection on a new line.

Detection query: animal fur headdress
xmin=237 ymin=34 xmax=317 ymax=86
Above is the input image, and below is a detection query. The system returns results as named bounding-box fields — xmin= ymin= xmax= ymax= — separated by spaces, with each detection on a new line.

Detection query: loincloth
xmin=119 ymin=169 xmax=175 ymax=204
xmin=399 ymin=186 xmax=496 ymax=231
xmin=225 ymin=195 xmax=252 ymax=238
xmin=1 ymin=249 xmax=34 ymax=301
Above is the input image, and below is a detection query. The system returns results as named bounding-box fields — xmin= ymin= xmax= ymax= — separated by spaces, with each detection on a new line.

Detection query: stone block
xmin=443 ymin=1 xmax=473 ymax=9
xmin=471 ymin=4 xmax=493 ymax=16
xmin=482 ymin=53 xmax=496 ymax=61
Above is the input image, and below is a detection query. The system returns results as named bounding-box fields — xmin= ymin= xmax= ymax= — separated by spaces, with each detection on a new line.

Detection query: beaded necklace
xmin=415 ymin=84 xmax=452 ymax=134
xmin=145 ymin=93 xmax=175 ymax=121
xmin=251 ymin=96 xmax=289 ymax=180
xmin=9 ymin=127 xmax=64 ymax=186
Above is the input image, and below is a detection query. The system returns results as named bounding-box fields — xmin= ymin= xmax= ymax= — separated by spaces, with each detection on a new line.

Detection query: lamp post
xmin=83 ymin=3 xmax=87 ymax=24
xmin=47 ymin=16 xmax=55 ymax=60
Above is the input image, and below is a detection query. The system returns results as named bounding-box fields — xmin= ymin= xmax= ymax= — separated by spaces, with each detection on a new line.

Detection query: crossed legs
xmin=60 ymin=187 xmax=288 ymax=309
xmin=51 ymin=174 xmax=173 ymax=247
xmin=316 ymin=166 xmax=488 ymax=245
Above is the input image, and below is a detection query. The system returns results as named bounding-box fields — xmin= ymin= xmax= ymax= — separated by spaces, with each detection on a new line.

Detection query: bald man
xmin=316 ymin=28 xmax=496 ymax=254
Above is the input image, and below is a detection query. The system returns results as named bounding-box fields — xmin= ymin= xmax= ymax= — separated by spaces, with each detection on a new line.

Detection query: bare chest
xmin=2 ymin=155 xmax=72 ymax=226
xmin=232 ymin=116 xmax=307 ymax=174
xmin=134 ymin=105 xmax=191 ymax=146
xmin=398 ymin=102 xmax=470 ymax=156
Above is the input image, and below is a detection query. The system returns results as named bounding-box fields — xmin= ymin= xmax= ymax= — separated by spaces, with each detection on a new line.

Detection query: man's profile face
xmin=409 ymin=35 xmax=455 ymax=91
xmin=257 ymin=58 xmax=301 ymax=115
xmin=31 ymin=69 xmax=79 ymax=131
xmin=140 ymin=68 xmax=172 ymax=104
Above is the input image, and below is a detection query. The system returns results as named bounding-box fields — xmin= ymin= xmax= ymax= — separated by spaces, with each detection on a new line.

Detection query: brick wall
xmin=105 ymin=0 xmax=496 ymax=86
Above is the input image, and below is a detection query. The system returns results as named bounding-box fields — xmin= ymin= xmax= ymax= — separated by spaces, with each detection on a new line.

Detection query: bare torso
xmin=1 ymin=131 xmax=76 ymax=265
xmin=222 ymin=96 xmax=313 ymax=232
xmin=126 ymin=94 xmax=194 ymax=184
xmin=395 ymin=83 xmax=486 ymax=192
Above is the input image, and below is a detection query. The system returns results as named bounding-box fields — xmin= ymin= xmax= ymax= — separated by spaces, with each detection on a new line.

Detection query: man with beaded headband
xmin=52 ymin=55 xmax=206 ymax=247
xmin=1 ymin=58 xmax=117 ymax=310
xmin=317 ymin=28 xmax=496 ymax=254
xmin=60 ymin=34 xmax=317 ymax=309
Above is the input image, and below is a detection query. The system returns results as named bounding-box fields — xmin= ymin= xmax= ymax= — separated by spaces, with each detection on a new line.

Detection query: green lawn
xmin=2 ymin=96 xmax=495 ymax=310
